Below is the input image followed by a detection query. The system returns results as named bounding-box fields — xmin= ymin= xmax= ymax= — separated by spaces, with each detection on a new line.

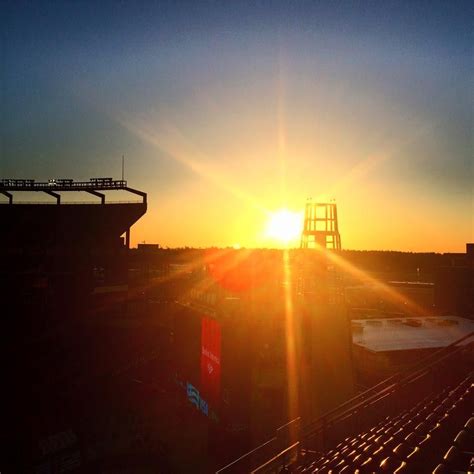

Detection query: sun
xmin=265 ymin=209 xmax=303 ymax=245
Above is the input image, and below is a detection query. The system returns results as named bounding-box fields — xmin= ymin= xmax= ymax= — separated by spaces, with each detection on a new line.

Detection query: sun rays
xmin=109 ymin=79 xmax=436 ymax=438
xmin=116 ymin=114 xmax=268 ymax=216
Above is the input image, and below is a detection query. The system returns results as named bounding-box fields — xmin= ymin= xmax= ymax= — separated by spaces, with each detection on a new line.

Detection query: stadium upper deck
xmin=0 ymin=177 xmax=146 ymax=247
xmin=0 ymin=177 xmax=146 ymax=203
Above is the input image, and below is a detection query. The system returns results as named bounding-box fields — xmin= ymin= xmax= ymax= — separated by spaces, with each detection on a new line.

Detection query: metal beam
xmin=85 ymin=189 xmax=105 ymax=204
xmin=0 ymin=190 xmax=13 ymax=204
xmin=124 ymin=187 xmax=147 ymax=204
xmin=125 ymin=228 xmax=130 ymax=249
xmin=44 ymin=190 xmax=61 ymax=204
xmin=1 ymin=179 xmax=127 ymax=191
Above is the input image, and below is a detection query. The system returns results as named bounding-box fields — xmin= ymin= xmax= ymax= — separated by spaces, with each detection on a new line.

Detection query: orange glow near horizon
xmin=111 ymin=92 xmax=470 ymax=253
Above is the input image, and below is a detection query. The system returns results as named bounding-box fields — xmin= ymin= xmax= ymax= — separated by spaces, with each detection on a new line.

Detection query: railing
xmin=0 ymin=179 xmax=127 ymax=191
xmin=216 ymin=419 xmax=300 ymax=474
xmin=302 ymin=331 xmax=473 ymax=448
xmin=217 ymin=331 xmax=474 ymax=473
xmin=0 ymin=200 xmax=143 ymax=205
xmin=216 ymin=437 xmax=277 ymax=474
xmin=0 ymin=179 xmax=147 ymax=204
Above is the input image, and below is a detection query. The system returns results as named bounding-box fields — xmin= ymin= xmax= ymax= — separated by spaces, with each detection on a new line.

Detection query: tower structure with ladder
xmin=300 ymin=200 xmax=341 ymax=250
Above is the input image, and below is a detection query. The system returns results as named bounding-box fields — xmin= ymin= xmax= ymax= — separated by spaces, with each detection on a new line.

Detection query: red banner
xmin=200 ymin=317 xmax=221 ymax=406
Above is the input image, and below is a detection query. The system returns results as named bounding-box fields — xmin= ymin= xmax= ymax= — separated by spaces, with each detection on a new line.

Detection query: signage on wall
xmin=187 ymin=382 xmax=209 ymax=416
xmin=175 ymin=375 xmax=219 ymax=423
xmin=200 ymin=316 xmax=222 ymax=405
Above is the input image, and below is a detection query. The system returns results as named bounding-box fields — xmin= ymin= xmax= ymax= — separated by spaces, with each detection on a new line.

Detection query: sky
xmin=2 ymin=1 xmax=473 ymax=251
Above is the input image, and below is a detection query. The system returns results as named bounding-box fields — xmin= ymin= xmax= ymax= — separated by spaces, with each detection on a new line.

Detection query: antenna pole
xmin=121 ymin=155 xmax=125 ymax=181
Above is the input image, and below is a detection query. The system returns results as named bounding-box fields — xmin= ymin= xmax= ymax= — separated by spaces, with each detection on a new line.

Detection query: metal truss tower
xmin=300 ymin=201 xmax=341 ymax=250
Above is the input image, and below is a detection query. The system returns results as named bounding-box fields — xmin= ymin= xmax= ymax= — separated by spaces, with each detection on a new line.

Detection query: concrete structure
xmin=1 ymin=177 xmax=147 ymax=331
xmin=2 ymin=177 xmax=149 ymax=472
xmin=351 ymin=315 xmax=474 ymax=384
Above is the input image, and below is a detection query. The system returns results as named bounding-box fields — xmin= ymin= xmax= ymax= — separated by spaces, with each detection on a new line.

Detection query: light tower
xmin=297 ymin=199 xmax=353 ymax=425
xmin=300 ymin=200 xmax=341 ymax=250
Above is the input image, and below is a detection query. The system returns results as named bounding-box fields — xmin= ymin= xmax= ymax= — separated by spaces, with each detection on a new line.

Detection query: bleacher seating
xmin=217 ymin=332 xmax=473 ymax=474
xmin=293 ymin=374 xmax=472 ymax=473
xmin=432 ymin=416 xmax=474 ymax=473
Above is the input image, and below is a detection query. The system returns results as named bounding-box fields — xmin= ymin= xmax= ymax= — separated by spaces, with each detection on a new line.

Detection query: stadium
xmin=2 ymin=179 xmax=472 ymax=473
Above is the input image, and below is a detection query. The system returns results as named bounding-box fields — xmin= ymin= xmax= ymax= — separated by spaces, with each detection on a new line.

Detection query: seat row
xmin=294 ymin=374 xmax=472 ymax=473
xmin=432 ymin=416 xmax=474 ymax=473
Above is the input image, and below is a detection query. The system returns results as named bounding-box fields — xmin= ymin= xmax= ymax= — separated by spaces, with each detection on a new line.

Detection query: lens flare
xmin=265 ymin=209 xmax=303 ymax=244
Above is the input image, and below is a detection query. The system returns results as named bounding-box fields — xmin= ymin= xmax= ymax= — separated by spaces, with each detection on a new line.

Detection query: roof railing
xmin=0 ymin=178 xmax=147 ymax=204
xmin=0 ymin=178 xmax=128 ymax=190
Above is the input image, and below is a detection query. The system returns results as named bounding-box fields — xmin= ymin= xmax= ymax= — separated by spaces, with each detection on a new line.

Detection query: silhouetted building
xmin=1 ymin=179 xmax=147 ymax=331
xmin=1 ymin=178 xmax=147 ymax=472
xmin=434 ymin=243 xmax=474 ymax=319
xmin=137 ymin=243 xmax=161 ymax=252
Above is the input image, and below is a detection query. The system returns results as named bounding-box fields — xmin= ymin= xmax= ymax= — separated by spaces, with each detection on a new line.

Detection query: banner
xmin=200 ymin=317 xmax=221 ymax=406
